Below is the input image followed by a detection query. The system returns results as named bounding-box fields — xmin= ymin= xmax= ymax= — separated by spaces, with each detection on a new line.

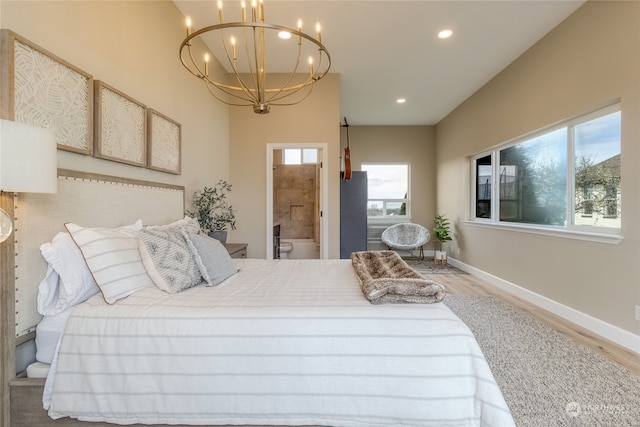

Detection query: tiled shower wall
xmin=273 ymin=163 xmax=318 ymax=240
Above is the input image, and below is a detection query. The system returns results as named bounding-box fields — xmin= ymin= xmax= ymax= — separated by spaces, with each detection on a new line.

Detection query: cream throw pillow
xmin=145 ymin=215 xmax=201 ymax=234
xmin=65 ymin=220 xmax=153 ymax=304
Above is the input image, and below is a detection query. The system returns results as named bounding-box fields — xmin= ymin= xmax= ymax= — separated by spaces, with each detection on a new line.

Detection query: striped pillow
xmin=65 ymin=221 xmax=153 ymax=304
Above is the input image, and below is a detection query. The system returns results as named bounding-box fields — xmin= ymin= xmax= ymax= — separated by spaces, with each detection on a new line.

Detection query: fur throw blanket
xmin=351 ymin=251 xmax=445 ymax=305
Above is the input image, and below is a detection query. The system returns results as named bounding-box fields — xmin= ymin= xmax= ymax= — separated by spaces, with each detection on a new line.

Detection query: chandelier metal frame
xmin=179 ymin=3 xmax=331 ymax=114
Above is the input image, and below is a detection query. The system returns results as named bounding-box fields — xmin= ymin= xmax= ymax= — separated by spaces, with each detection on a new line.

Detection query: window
xmin=361 ymin=163 xmax=410 ymax=220
xmin=574 ymin=111 xmax=621 ymax=227
xmin=498 ymin=127 xmax=567 ymax=226
xmin=472 ymin=104 xmax=621 ymax=233
xmin=475 ymin=155 xmax=492 ymax=219
xmin=283 ymin=148 xmax=318 ymax=165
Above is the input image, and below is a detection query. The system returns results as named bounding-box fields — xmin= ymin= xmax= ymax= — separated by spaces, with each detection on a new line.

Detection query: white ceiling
xmin=173 ymin=0 xmax=585 ymax=126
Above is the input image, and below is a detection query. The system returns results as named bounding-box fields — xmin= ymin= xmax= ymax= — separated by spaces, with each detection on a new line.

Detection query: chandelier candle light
xmin=180 ymin=0 xmax=331 ymax=114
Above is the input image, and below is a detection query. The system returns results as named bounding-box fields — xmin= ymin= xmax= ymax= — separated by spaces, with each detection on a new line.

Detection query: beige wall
xmin=436 ymin=1 xmax=640 ymax=334
xmin=229 ymin=74 xmax=340 ymax=258
xmin=0 ymin=0 xmax=230 ymax=204
xmin=346 ymin=126 xmax=437 ymax=249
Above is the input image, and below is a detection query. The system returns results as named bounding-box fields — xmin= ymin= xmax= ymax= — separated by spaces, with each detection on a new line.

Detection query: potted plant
xmin=187 ymin=180 xmax=236 ymax=244
xmin=433 ymin=214 xmax=452 ymax=263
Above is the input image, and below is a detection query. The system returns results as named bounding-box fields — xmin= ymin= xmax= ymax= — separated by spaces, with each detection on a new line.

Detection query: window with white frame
xmin=361 ymin=163 xmax=410 ymax=220
xmin=472 ymin=104 xmax=621 ymax=232
xmin=283 ymin=148 xmax=318 ymax=165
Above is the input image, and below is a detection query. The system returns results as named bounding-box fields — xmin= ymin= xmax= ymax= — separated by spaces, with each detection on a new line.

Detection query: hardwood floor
xmin=421 ymin=272 xmax=640 ymax=376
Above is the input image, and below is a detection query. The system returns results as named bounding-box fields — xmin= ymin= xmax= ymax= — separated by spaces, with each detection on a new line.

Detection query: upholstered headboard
xmin=12 ymin=169 xmax=185 ymax=339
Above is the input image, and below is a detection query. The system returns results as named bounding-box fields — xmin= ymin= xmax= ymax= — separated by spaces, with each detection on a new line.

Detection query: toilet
xmin=279 ymin=241 xmax=293 ymax=259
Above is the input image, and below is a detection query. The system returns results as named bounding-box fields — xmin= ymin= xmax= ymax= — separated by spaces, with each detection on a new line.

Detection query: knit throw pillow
xmin=138 ymin=228 xmax=202 ymax=294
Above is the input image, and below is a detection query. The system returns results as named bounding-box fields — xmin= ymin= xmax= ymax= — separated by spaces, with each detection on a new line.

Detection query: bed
xmin=4 ymin=170 xmax=515 ymax=427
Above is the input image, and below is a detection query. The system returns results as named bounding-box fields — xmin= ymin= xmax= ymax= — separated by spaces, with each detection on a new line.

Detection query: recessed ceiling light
xmin=278 ymin=31 xmax=292 ymax=40
xmin=438 ymin=29 xmax=453 ymax=39
xmin=396 ymin=98 xmax=406 ymax=104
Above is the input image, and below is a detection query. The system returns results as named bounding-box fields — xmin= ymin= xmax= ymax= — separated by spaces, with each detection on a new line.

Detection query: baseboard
xmin=448 ymin=257 xmax=640 ymax=355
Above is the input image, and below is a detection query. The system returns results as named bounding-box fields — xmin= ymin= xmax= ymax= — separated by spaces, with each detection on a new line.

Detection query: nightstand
xmin=225 ymin=243 xmax=248 ymax=258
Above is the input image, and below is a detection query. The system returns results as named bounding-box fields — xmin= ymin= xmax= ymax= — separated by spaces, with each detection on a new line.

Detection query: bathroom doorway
xmin=266 ymin=143 xmax=328 ymax=259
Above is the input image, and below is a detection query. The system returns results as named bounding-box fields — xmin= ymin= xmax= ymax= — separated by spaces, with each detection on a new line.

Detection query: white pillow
xmin=184 ymin=232 xmax=237 ymax=286
xmin=146 ymin=215 xmax=201 ymax=234
xmin=38 ymin=232 xmax=99 ymax=315
xmin=138 ymin=228 xmax=202 ymax=294
xmin=65 ymin=220 xmax=153 ymax=304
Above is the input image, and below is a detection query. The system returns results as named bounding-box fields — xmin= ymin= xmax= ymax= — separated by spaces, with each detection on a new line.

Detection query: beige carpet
xmin=444 ymin=295 xmax=640 ymax=426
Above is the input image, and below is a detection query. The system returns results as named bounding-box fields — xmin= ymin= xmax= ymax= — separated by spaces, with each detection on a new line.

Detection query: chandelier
xmin=179 ymin=0 xmax=331 ymax=114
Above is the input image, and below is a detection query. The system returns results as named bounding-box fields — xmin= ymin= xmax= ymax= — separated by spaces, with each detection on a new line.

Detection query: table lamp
xmin=0 ymin=119 xmax=57 ymax=243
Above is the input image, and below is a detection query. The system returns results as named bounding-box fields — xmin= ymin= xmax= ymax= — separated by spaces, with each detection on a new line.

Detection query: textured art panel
xmin=1 ymin=30 xmax=93 ymax=154
xmin=94 ymin=81 xmax=146 ymax=167
xmin=147 ymin=109 xmax=181 ymax=174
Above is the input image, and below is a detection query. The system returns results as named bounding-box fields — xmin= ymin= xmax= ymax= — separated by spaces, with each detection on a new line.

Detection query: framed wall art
xmin=0 ymin=30 xmax=93 ymax=155
xmin=94 ymin=81 xmax=147 ymax=167
xmin=147 ymin=109 xmax=181 ymax=175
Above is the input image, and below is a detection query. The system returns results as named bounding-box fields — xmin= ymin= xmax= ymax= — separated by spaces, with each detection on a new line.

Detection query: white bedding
xmin=45 ymin=259 xmax=514 ymax=426
xmin=27 ymin=361 xmax=51 ymax=378
xmin=35 ymin=306 xmax=74 ymax=364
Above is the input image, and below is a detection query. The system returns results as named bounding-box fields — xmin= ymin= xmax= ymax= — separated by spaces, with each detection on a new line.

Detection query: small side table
xmin=225 ymin=243 xmax=247 ymax=259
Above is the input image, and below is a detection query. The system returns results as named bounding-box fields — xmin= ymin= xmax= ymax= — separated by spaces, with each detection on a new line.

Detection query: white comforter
xmin=45 ymin=259 xmax=514 ymax=426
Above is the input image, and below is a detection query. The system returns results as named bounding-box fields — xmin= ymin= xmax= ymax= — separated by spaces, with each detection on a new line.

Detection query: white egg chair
xmin=381 ymin=223 xmax=430 ymax=259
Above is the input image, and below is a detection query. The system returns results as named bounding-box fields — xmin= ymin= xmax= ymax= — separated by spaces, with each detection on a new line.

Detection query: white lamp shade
xmin=0 ymin=119 xmax=57 ymax=193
